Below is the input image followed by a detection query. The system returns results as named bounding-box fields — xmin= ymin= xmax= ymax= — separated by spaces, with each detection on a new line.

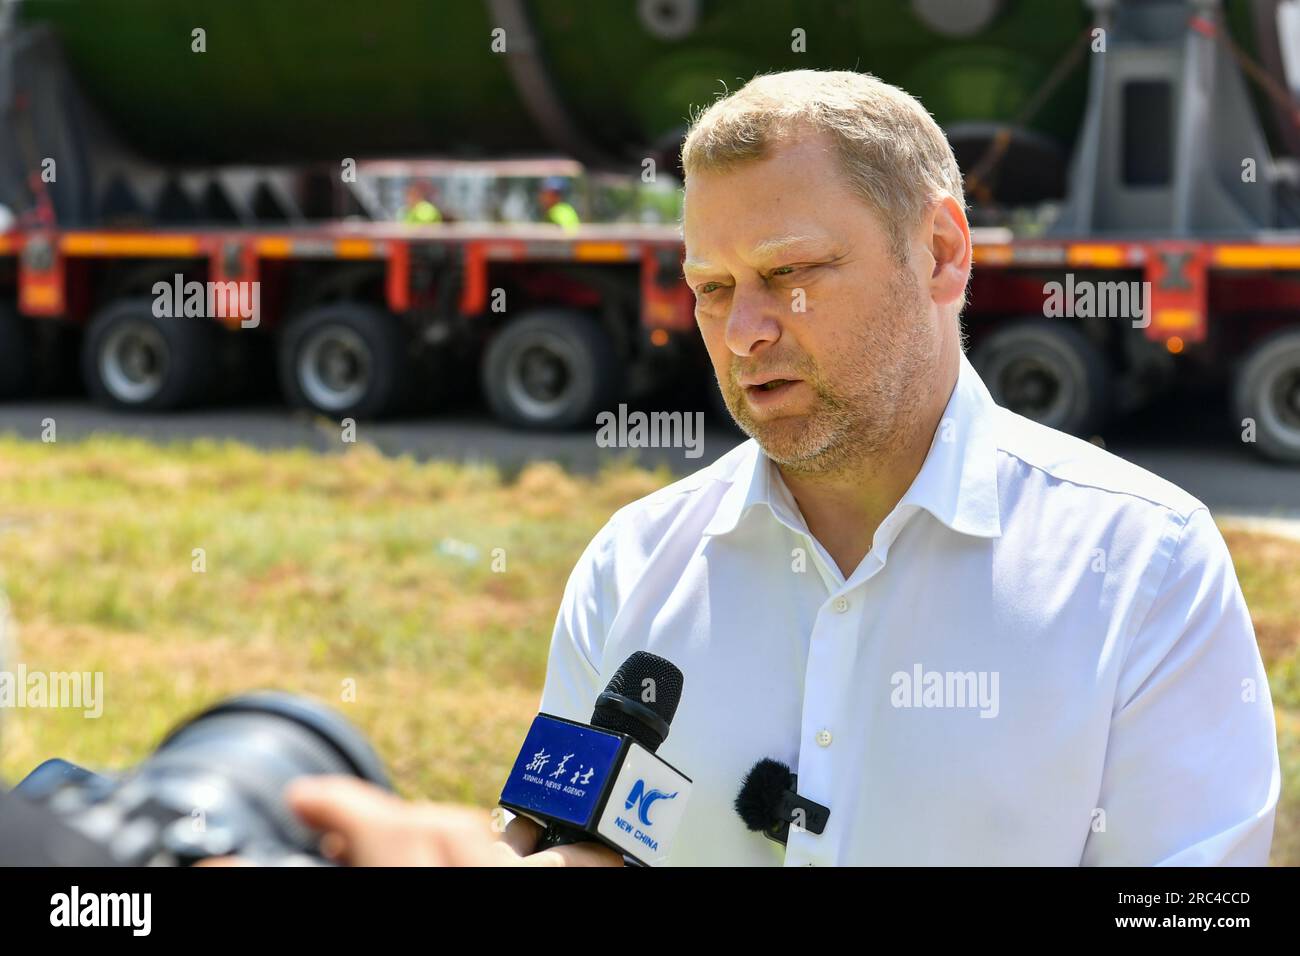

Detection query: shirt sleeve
xmin=536 ymin=519 xmax=619 ymax=722
xmin=1081 ymin=506 xmax=1281 ymax=866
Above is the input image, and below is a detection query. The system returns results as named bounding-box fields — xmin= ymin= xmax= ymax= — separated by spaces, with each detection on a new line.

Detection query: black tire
xmin=81 ymin=298 xmax=219 ymax=410
xmin=33 ymin=319 xmax=84 ymax=396
xmin=1234 ymin=329 xmax=1300 ymax=463
xmin=481 ymin=309 xmax=621 ymax=429
xmin=970 ymin=319 xmax=1111 ymax=436
xmin=0 ymin=304 xmax=34 ymax=399
xmin=278 ymin=303 xmax=410 ymax=419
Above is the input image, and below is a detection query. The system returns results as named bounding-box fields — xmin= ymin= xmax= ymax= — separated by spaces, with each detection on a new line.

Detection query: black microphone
xmin=499 ymin=651 xmax=691 ymax=865
xmin=735 ymin=758 xmax=830 ymax=844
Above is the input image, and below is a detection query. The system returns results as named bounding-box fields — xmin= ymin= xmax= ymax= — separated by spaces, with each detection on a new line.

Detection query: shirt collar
xmin=702 ymin=350 xmax=1003 ymax=540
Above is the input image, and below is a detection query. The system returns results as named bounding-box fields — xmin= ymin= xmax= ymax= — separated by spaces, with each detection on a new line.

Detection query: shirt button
xmin=832 ymin=597 xmax=849 ymax=613
xmin=816 ymin=729 xmax=832 ymax=747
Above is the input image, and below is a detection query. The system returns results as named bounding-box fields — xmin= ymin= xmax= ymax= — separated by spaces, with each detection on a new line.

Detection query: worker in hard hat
xmin=539 ymin=177 xmax=580 ymax=231
xmin=402 ymin=181 xmax=443 ymax=225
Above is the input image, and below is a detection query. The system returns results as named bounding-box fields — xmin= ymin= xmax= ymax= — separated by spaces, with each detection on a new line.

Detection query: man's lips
xmin=740 ymin=375 xmax=802 ymax=391
xmin=740 ymin=377 xmax=806 ymax=407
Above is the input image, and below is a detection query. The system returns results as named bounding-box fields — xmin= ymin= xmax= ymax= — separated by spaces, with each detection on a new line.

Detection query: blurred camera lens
xmin=17 ymin=691 xmax=391 ymax=865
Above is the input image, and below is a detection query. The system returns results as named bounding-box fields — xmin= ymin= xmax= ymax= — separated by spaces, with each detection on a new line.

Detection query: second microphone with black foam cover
xmin=735 ymin=757 xmax=831 ymax=845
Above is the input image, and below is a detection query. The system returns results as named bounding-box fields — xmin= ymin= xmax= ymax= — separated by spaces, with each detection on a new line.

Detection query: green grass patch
xmin=0 ymin=435 xmax=668 ymax=808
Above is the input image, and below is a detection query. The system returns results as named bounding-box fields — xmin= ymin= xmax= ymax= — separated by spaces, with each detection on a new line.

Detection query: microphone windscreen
xmin=735 ymin=758 xmax=794 ymax=831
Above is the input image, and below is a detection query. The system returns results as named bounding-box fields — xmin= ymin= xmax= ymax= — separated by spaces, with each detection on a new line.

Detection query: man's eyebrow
xmin=682 ymin=257 xmax=716 ymax=276
xmin=749 ymin=235 xmax=829 ymax=259
xmin=683 ymin=236 xmax=832 ymax=276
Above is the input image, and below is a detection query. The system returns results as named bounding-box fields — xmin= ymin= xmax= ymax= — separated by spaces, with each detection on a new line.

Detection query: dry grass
xmin=0 ymin=435 xmax=666 ymax=807
xmin=1222 ymin=528 xmax=1300 ymax=865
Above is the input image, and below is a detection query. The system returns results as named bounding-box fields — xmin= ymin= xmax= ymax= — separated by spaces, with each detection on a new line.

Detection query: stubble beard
xmin=722 ymin=265 xmax=936 ymax=479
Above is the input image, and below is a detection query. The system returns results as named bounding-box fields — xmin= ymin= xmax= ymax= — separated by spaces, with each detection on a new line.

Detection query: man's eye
xmin=768 ymin=265 xmax=799 ymax=278
xmin=696 ymin=282 xmax=724 ymax=295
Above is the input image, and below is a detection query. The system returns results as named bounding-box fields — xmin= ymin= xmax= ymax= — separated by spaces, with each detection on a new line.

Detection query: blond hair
xmin=681 ymin=70 xmax=965 ymax=262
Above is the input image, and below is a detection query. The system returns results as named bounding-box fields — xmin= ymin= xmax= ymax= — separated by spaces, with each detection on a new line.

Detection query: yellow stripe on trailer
xmin=1067 ymin=244 xmax=1126 ymax=267
xmin=1212 ymin=246 xmax=1300 ymax=269
xmin=1152 ymin=308 xmax=1199 ymax=331
xmin=60 ymin=234 xmax=202 ymax=256
xmin=972 ymin=244 xmax=1014 ymax=265
xmin=255 ymin=237 xmax=294 ymax=258
xmin=335 ymin=239 xmax=377 ymax=259
xmin=574 ymin=241 xmax=630 ymax=262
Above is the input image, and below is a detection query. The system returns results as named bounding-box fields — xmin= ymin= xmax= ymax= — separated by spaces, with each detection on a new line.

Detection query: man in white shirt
xmin=507 ymin=69 xmax=1280 ymax=865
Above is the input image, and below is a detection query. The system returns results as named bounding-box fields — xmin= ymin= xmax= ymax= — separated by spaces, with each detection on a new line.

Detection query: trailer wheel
xmin=0 ymin=305 xmax=34 ymax=399
xmin=278 ymin=303 xmax=409 ymax=419
xmin=481 ymin=310 xmax=620 ymax=429
xmin=1234 ymin=330 xmax=1300 ymax=463
xmin=82 ymin=299 xmax=217 ymax=409
xmin=970 ymin=319 xmax=1110 ymax=436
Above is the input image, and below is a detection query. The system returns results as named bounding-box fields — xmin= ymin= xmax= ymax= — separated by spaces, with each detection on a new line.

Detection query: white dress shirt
xmin=536 ymin=351 xmax=1280 ymax=865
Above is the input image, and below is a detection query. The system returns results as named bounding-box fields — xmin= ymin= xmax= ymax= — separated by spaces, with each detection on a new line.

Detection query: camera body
xmin=13 ymin=692 xmax=391 ymax=866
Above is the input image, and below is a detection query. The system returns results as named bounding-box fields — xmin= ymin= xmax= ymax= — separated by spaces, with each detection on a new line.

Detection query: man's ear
xmin=926 ymin=194 xmax=971 ymax=309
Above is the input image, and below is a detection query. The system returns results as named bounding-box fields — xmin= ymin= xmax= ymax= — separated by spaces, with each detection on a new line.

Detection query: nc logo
xmin=625 ymin=778 xmax=678 ymax=827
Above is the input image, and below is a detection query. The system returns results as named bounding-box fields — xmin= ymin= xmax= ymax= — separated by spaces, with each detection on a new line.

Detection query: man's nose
xmin=723 ymin=285 xmax=783 ymax=357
